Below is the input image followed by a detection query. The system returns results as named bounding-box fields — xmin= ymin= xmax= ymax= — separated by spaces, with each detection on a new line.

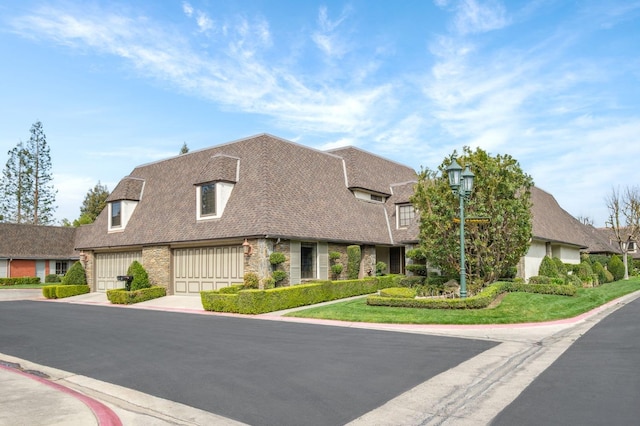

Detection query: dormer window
xmin=200 ymin=183 xmax=216 ymax=216
xmin=111 ymin=201 xmax=122 ymax=228
xmin=196 ymin=181 xmax=234 ymax=221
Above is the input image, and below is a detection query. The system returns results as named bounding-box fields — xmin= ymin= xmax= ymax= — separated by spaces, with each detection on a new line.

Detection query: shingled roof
xmin=531 ymin=186 xmax=616 ymax=253
xmin=0 ymin=223 xmax=79 ymax=259
xmin=75 ymin=134 xmax=418 ymax=250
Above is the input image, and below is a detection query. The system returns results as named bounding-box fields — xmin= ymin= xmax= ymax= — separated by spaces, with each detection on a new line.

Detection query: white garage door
xmin=95 ymin=251 xmax=142 ymax=292
xmin=174 ymin=246 xmax=244 ymax=294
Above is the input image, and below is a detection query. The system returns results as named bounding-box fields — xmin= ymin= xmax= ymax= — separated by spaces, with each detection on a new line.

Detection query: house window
xmin=200 ymin=183 xmax=216 ymax=216
xmin=111 ymin=201 xmax=122 ymax=227
xmin=370 ymin=194 xmax=383 ymax=202
xmin=301 ymin=243 xmax=317 ymax=279
xmin=55 ymin=261 xmax=69 ymax=276
xmin=398 ymin=204 xmax=415 ymax=228
xmin=628 ymin=241 xmax=636 ymax=252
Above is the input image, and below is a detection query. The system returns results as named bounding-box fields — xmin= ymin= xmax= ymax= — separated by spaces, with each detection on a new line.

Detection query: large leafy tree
xmin=78 ymin=181 xmax=110 ymax=225
xmin=605 ymin=186 xmax=640 ymax=280
xmin=1 ymin=121 xmax=57 ymax=224
xmin=411 ymin=147 xmax=534 ymax=287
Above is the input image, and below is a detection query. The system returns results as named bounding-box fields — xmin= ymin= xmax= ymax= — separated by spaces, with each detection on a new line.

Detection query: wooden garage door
xmin=95 ymin=251 xmax=142 ymax=292
xmin=174 ymin=246 xmax=244 ymax=294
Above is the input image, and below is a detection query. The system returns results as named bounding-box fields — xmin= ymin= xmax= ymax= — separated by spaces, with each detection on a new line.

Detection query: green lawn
xmin=0 ymin=283 xmax=48 ymax=289
xmin=285 ymin=277 xmax=640 ymax=325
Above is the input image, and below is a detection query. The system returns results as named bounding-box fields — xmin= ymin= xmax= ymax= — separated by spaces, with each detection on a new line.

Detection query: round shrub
xmin=269 ymin=252 xmax=286 ymax=266
xmin=538 ymin=256 xmax=559 ymax=278
xmin=406 ymin=248 xmax=427 ymax=262
xmin=608 ymin=255 xmax=625 ymax=281
xmin=575 ymin=261 xmax=593 ymax=282
xmin=261 ymin=277 xmax=275 ymax=289
xmin=62 ymin=261 xmax=87 ymax=285
xmin=375 ymin=261 xmax=387 ymax=276
xmin=329 ymin=251 xmax=341 ymax=262
xmin=45 ymin=274 xmax=61 ymax=283
xmin=552 ymin=257 xmax=567 ymax=276
xmin=405 ymin=264 xmax=427 ymax=276
xmin=127 ymin=261 xmax=150 ymax=291
xmin=272 ymin=270 xmax=287 ymax=283
xmin=243 ymin=272 xmax=260 ymax=289
xmin=592 ymin=261 xmax=607 ymax=284
xmin=331 ymin=263 xmax=343 ymax=277
xmin=565 ymin=273 xmax=582 ymax=286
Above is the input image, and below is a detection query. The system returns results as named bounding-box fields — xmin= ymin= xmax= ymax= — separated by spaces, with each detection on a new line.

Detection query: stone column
xmin=142 ymin=246 xmax=171 ymax=293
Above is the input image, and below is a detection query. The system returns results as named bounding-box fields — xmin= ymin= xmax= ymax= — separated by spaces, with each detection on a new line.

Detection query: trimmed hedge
xmin=107 ymin=286 xmax=166 ymax=305
xmin=379 ymin=287 xmax=416 ymax=298
xmin=201 ymin=275 xmax=402 ymax=314
xmin=42 ymin=285 xmax=90 ymax=299
xmin=367 ymin=281 xmax=577 ymax=310
xmin=0 ymin=277 xmax=41 ymax=286
xmin=62 ymin=261 xmax=87 ymax=285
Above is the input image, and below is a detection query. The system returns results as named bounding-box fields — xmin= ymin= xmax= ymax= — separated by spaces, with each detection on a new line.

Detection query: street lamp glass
xmin=461 ymin=165 xmax=475 ymax=194
xmin=446 ymin=159 xmax=462 ymax=189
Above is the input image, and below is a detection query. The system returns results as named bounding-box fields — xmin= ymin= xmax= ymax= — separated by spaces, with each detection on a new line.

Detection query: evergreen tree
xmin=1 ymin=122 xmax=57 ymax=224
xmin=26 ymin=121 xmax=57 ymax=224
xmin=180 ymin=142 xmax=189 ymax=154
xmin=1 ymin=141 xmax=33 ymax=223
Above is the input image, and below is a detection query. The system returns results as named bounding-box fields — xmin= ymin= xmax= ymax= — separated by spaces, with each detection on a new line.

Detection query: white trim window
xmin=397 ymin=204 xmax=415 ymax=228
xmin=196 ymin=181 xmax=234 ymax=221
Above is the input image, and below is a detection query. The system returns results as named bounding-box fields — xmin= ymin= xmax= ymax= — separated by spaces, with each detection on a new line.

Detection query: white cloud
xmin=311 ymin=5 xmax=352 ymax=58
xmin=435 ymin=0 xmax=509 ymax=35
xmin=196 ymin=11 xmax=213 ymax=33
xmin=182 ymin=2 xmax=194 ymax=18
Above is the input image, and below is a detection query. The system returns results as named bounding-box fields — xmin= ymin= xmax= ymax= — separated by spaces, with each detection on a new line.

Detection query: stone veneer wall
xmin=142 ymin=246 xmax=171 ymax=292
xmin=361 ymin=245 xmax=376 ymax=278
xmin=80 ymin=251 xmax=95 ymax=292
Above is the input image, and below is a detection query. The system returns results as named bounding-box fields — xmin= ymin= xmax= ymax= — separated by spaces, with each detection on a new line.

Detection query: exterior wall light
xmin=243 ymin=239 xmax=253 ymax=256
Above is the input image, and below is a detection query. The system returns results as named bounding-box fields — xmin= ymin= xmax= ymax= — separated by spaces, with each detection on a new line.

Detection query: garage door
xmin=174 ymin=246 xmax=244 ymax=294
xmin=95 ymin=251 xmax=142 ymax=292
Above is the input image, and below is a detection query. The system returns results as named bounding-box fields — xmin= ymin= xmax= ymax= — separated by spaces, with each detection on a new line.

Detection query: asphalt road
xmin=0 ymin=301 xmax=496 ymax=426
xmin=492 ymin=296 xmax=640 ymax=426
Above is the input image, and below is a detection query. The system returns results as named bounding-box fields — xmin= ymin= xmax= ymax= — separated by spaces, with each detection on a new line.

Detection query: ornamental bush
xmin=272 ymin=270 xmax=287 ymax=284
xmin=243 ymin=272 xmax=260 ymax=289
xmin=269 ymin=252 xmax=286 ymax=266
xmin=608 ymin=255 xmax=625 ymax=281
xmin=538 ymin=256 xmax=559 ymax=278
xmin=45 ymin=274 xmax=61 ymax=283
xmin=62 ymin=262 xmax=87 ymax=285
xmin=574 ymin=261 xmax=594 ymax=282
xmin=347 ymin=245 xmax=361 ymax=279
xmin=127 ymin=261 xmax=150 ymax=291
xmin=552 ymin=257 xmax=567 ymax=276
xmin=376 ymin=261 xmax=387 ymax=276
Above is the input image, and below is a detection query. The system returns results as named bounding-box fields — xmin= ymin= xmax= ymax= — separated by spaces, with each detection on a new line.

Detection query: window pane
xmin=55 ymin=261 xmax=68 ymax=275
xmin=111 ymin=202 xmax=121 ymax=227
xmin=201 ymin=184 xmax=216 ymax=216
xmin=398 ymin=205 xmax=415 ymax=227
xmin=301 ymin=244 xmax=316 ymax=279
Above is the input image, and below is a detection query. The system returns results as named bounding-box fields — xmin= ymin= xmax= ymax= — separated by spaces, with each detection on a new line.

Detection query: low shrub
xmin=62 ymin=262 xmax=87 ymax=285
xmin=528 ymin=275 xmax=551 ymax=284
xmin=45 ymin=274 xmax=61 ymax=283
xmin=262 ymin=277 xmax=276 ymax=289
xmin=0 ymin=277 xmax=41 ymax=286
xmin=367 ymin=281 xmax=577 ymax=310
xmin=399 ymin=276 xmax=425 ymax=287
xmin=331 ymin=264 xmax=344 ymax=277
xmin=201 ymin=275 xmax=402 ymax=314
xmin=42 ymin=285 xmax=90 ymax=299
xmin=375 ymin=261 xmax=387 ymax=276
xmin=272 ymin=270 xmax=287 ymax=284
xmin=243 ymin=272 xmax=260 ymax=289
xmin=42 ymin=285 xmax=58 ymax=299
xmin=107 ymin=286 xmax=166 ymax=305
xmin=379 ymin=287 xmax=415 ymax=298
xmin=405 ymin=264 xmax=427 ymax=276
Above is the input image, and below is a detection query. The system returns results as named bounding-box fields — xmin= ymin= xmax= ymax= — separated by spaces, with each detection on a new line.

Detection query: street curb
xmin=0 ymin=363 xmax=122 ymax=426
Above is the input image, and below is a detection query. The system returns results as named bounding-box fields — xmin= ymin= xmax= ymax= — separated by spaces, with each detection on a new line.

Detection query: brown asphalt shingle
xmin=0 ymin=223 xmax=78 ymax=259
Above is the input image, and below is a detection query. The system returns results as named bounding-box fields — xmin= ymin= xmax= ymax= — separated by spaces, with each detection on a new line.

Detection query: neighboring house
xmin=517 ymin=187 xmax=617 ymax=280
xmin=0 ymin=223 xmax=79 ymax=281
xmin=596 ymin=227 xmax=640 ymax=260
xmin=74 ymin=134 xmax=420 ymax=294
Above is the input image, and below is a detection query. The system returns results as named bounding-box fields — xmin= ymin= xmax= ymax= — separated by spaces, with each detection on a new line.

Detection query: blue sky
xmin=1 ymin=0 xmax=639 ymax=226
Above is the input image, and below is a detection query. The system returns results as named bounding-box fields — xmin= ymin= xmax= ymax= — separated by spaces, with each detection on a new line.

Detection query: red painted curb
xmin=0 ymin=364 xmax=122 ymax=426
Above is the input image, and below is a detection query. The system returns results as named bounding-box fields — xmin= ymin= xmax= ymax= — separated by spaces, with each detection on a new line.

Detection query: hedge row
xmin=42 ymin=285 xmax=90 ymax=299
xmin=106 ymin=286 xmax=167 ymax=305
xmin=0 ymin=277 xmax=41 ymax=286
xmin=201 ymin=275 xmax=401 ymax=314
xmin=367 ymin=282 xmax=577 ymax=310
